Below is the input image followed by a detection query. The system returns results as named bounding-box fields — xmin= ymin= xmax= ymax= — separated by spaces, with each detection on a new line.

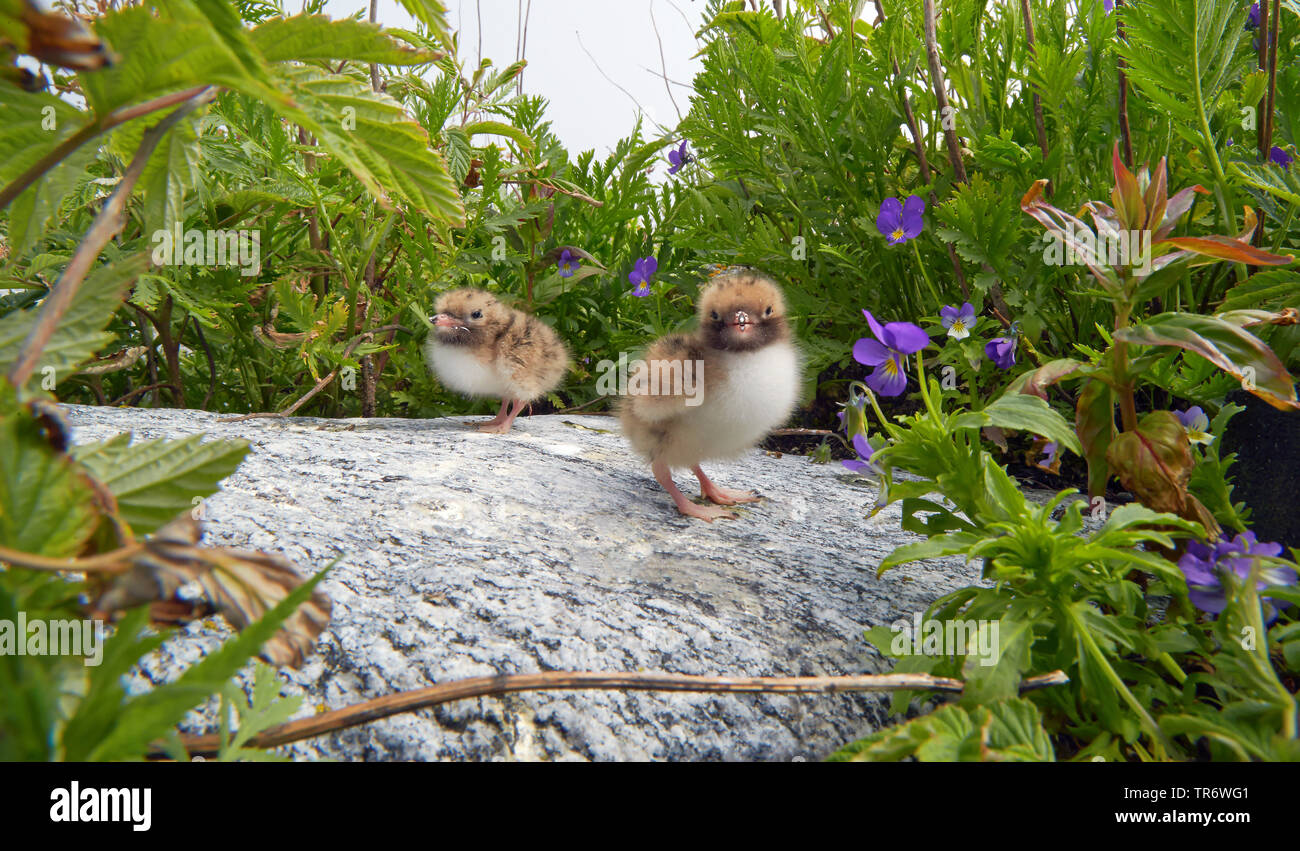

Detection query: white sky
xmin=321 ymin=0 xmax=710 ymax=156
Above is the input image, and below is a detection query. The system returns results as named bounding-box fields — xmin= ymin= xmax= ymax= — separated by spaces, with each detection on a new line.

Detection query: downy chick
xmin=423 ymin=288 xmax=569 ymax=433
xmin=620 ymin=272 xmax=801 ymax=521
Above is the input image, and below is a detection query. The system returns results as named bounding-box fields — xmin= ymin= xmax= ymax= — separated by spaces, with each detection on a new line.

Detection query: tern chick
xmin=423 ymin=288 xmax=569 ymax=433
xmin=619 ymin=272 xmax=801 ymax=521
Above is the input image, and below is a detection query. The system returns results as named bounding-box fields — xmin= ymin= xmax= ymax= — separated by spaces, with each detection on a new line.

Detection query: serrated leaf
xmin=0 ymin=254 xmax=145 ymax=391
xmin=71 ymin=432 xmax=249 ymax=535
xmin=6 ymin=146 xmax=96 ymax=259
xmin=250 ymin=14 xmax=442 ymax=65
xmin=0 ymin=87 xmax=89 ymax=194
xmin=0 ymin=391 xmax=98 ymax=558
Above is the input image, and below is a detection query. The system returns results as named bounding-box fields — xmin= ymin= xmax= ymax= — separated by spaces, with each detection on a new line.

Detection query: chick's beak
xmin=433 ymin=313 xmax=468 ymax=330
xmin=730 ymin=310 xmax=752 ymax=333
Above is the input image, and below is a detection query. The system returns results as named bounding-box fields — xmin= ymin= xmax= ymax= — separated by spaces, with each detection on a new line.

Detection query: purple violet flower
xmin=1175 ymin=406 xmax=1213 ymax=446
xmin=1040 ymin=441 xmax=1059 ymax=466
xmin=1270 ymin=146 xmax=1294 ymax=169
xmin=557 ymin=248 xmax=580 ymax=278
xmin=1103 ymin=0 xmax=1114 ymax=13
xmin=876 ymin=195 xmax=925 ymax=245
xmin=842 ymin=433 xmax=880 ymax=475
xmin=853 ymin=309 xmax=930 ymax=396
xmin=1247 ymin=2 xmax=1260 ymax=30
xmin=628 ymin=256 xmax=657 ymax=297
xmin=940 ymin=302 xmax=976 ymax=340
xmin=985 ymin=335 xmax=1017 ymax=370
xmin=1178 ymin=531 xmax=1297 ymax=621
xmin=667 ymin=140 xmax=693 ymax=175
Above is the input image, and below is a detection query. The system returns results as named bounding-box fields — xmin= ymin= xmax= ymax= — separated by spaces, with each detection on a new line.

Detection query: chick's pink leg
xmin=653 ymin=460 xmax=733 ymax=521
xmin=692 ymin=465 xmax=761 ymax=505
xmin=476 ymin=398 xmax=510 ymax=428
xmin=478 ymin=398 xmax=528 ymax=434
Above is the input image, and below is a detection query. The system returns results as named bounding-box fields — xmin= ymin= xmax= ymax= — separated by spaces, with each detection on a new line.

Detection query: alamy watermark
xmin=50 ymin=782 xmax=151 ymax=831
xmin=890 ymin=614 xmax=1000 ymax=666
xmin=151 ymin=224 xmax=261 ymax=277
xmin=1042 ymin=224 xmax=1151 ymax=277
xmin=0 ymin=612 xmax=104 ymax=666
xmin=594 ymin=352 xmax=704 ymax=406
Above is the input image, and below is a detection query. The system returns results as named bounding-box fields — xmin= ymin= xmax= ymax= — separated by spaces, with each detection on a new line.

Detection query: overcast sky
xmin=321 ymin=0 xmax=710 ymax=156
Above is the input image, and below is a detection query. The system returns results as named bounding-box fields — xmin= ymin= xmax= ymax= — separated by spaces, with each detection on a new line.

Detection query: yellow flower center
xmin=891 ymin=228 xmax=905 ymax=241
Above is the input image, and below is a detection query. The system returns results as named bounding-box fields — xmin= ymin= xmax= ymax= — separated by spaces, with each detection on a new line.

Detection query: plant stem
xmin=914 ymin=349 xmax=942 ymax=423
xmin=911 ymin=239 xmax=940 ymax=307
xmin=1156 ymin=651 xmax=1187 ymax=685
xmin=1112 ymin=304 xmax=1138 ymax=432
xmin=1069 ymin=604 xmax=1175 ymax=758
xmin=1241 ymin=563 xmax=1298 ymax=740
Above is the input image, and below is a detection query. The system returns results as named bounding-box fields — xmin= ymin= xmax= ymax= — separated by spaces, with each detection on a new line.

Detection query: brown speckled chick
xmin=620 ymin=272 xmax=802 ymax=521
xmin=423 ymin=288 xmax=569 ymax=433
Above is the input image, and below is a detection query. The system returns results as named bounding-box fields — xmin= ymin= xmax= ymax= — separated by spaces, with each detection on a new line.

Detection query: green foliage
xmin=839 ymin=359 xmax=1298 ymax=761
xmin=829 ymin=697 xmax=1055 ymax=762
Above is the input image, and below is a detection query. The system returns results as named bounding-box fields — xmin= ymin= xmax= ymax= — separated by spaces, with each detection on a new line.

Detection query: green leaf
xmin=1118 ymin=0 xmax=1248 ymax=130
xmin=0 ymin=254 xmax=146 ymax=391
xmin=217 ymin=662 xmax=303 ymax=760
xmin=1231 ymin=160 xmax=1300 ymax=207
xmin=461 ymin=119 xmax=536 ymax=151
xmin=1106 ymin=410 xmax=1195 ymax=515
xmin=1219 ymin=270 xmax=1300 ymax=312
xmin=0 ymin=390 xmax=98 ymax=558
xmin=1076 ymin=378 xmax=1116 ymax=498
xmin=59 ymin=607 xmax=170 ymax=761
xmin=133 ymin=112 xmax=202 ymax=236
xmin=1114 ymin=312 xmax=1299 ymax=410
xmin=951 ymin=393 xmax=1083 ymax=456
xmin=393 ymin=0 xmax=453 ymax=50
xmin=829 ymin=698 xmax=1054 ymax=762
xmin=250 ymin=14 xmax=442 ymax=65
xmin=80 ymin=4 xmax=244 ymax=116
xmin=878 ymin=530 xmax=981 ymax=576
xmin=960 ymin=618 xmax=1033 ymax=706
xmin=6 ymin=146 xmax=96 ymax=259
xmin=71 ymin=433 xmax=250 ymax=535
xmin=0 ymin=87 xmax=89 ymax=195
xmin=271 ymin=64 xmax=465 ymax=225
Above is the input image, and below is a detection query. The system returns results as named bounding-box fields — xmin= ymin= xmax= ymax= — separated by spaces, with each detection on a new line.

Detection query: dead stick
xmin=1019 ymin=0 xmax=1051 ymax=189
xmin=166 ymin=669 xmax=1070 ymax=756
xmin=1116 ymin=1 xmax=1133 ymax=167
xmin=922 ymin=0 xmax=967 ymax=185
xmin=111 ymin=382 xmax=182 ymax=407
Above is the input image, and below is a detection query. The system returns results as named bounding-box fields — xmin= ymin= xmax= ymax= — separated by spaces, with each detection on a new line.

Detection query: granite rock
xmin=64 ymin=405 xmax=989 ymax=761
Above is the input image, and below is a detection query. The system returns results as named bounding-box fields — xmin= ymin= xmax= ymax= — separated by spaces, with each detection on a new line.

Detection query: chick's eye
xmin=710 ymin=311 xmax=720 ymax=321
xmin=471 ymin=310 xmax=483 ymax=320
xmin=765 ymin=306 xmax=773 ymax=316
